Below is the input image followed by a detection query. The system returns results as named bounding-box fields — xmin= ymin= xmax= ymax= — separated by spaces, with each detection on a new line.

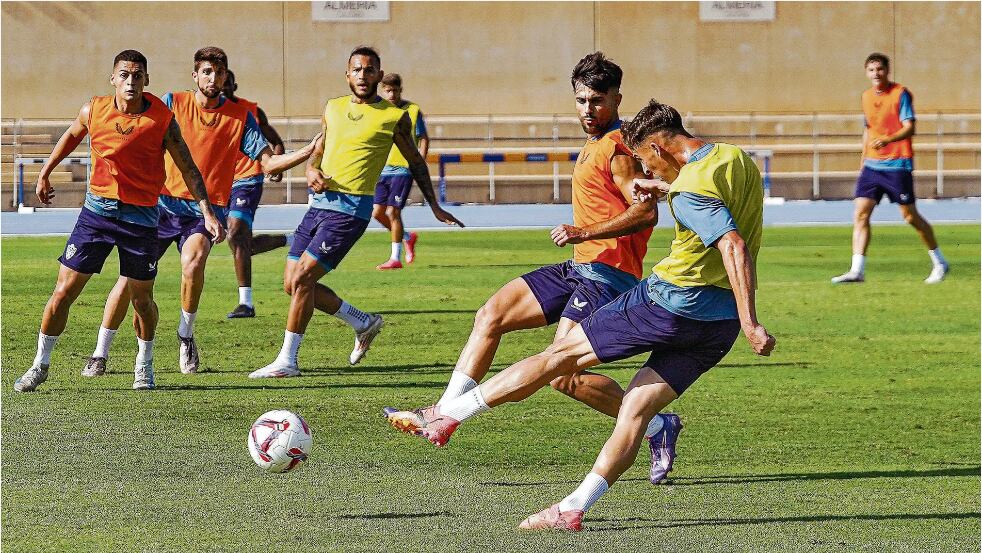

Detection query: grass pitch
xmin=2 ymin=224 xmax=979 ymax=552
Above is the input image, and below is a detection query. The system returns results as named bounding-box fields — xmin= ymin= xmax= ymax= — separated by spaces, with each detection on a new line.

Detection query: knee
xmin=473 ymin=302 xmax=506 ymax=336
xmin=288 ymin=270 xmax=314 ymax=295
xmin=130 ymin=292 xmax=155 ymax=315
xmin=283 ymin=278 xmax=294 ymax=296
xmin=385 ymin=207 xmax=400 ymax=220
xmin=550 ymin=373 xmax=577 ymax=395
xmin=619 ymin=387 xmax=657 ymax=422
xmin=855 ymin=210 xmax=872 ymax=224
xmin=49 ymin=285 xmax=74 ymax=309
xmin=902 ymin=210 xmax=919 ymax=225
xmin=181 ymin=256 xmax=206 ymax=280
xmin=228 ymin=228 xmax=248 ymax=250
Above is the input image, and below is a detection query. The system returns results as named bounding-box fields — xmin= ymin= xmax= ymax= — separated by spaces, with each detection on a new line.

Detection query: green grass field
xmin=2 ymin=224 xmax=979 ymax=552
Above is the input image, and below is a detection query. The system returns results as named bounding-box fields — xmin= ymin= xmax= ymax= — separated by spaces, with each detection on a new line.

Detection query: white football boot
xmin=349 ymin=314 xmax=384 ymax=365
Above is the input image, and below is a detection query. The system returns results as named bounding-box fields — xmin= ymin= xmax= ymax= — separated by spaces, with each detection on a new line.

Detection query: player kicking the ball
xmin=14 ymin=50 xmax=219 ymax=392
xmin=385 ymin=100 xmax=776 ymax=531
xmin=249 ymin=46 xmax=463 ymax=378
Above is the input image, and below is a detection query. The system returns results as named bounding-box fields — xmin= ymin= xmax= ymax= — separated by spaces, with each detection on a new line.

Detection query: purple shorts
xmin=288 ymin=208 xmax=369 ymax=272
xmin=59 ymin=208 xmax=159 ymax=281
xmin=157 ymin=210 xmax=224 ymax=257
xmin=374 ymin=173 xmax=413 ymax=209
xmin=855 ymin=167 xmax=915 ymax=205
xmin=580 ymin=283 xmax=740 ymax=395
xmin=520 ymin=261 xmax=628 ymax=324
xmin=228 ymin=183 xmax=264 ymax=228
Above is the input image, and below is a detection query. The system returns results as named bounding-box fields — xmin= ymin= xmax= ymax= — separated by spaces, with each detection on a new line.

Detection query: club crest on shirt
xmin=115 ymin=123 xmax=135 ymax=136
xmin=65 ymin=244 xmax=77 ymax=260
xmin=577 ymin=152 xmax=591 ymax=165
xmin=347 ymin=112 xmax=364 ymax=122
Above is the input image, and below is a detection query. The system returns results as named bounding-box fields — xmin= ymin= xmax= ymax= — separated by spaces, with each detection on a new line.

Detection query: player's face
xmin=110 ymin=61 xmax=148 ymax=101
xmin=632 ymin=141 xmax=679 ymax=183
xmin=866 ymin=61 xmax=889 ymax=89
xmin=347 ymin=55 xmax=383 ymax=100
xmin=193 ymin=61 xmax=227 ymax=99
xmin=381 ymin=84 xmax=402 ymax=104
xmin=574 ymin=83 xmax=621 ymax=137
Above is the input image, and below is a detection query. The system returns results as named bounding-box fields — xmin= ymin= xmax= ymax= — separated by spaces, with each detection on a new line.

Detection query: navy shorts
xmin=288 ymin=208 xmax=369 ymax=272
xmin=580 ymin=283 xmax=741 ymax=395
xmin=374 ymin=173 xmax=413 ymax=209
xmin=228 ymin=183 xmax=264 ymax=228
xmin=157 ymin=209 xmax=225 ymax=257
xmin=855 ymin=166 xmax=915 ymax=205
xmin=520 ymin=261 xmax=629 ymax=324
xmin=59 ymin=208 xmax=159 ymax=281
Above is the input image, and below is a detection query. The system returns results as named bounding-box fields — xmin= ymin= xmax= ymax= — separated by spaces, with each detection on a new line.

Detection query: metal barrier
xmin=14 ymin=155 xmax=89 ymax=209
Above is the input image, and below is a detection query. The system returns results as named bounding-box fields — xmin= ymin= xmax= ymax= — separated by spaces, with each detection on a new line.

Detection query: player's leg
xmin=226 ymin=215 xmax=257 ymax=318
xmin=175 ymin=229 xmax=213 ymax=374
xmin=832 ymin=195 xmax=877 ymax=283
xmin=127 ymin=277 xmax=158 ymax=390
xmin=82 ymin=275 xmax=131 ymax=377
xmin=890 ymin=172 xmax=948 ymax=282
xmin=377 ymin=205 xmax=405 ymax=270
xmin=548 ymin=318 xmax=625 ymax=418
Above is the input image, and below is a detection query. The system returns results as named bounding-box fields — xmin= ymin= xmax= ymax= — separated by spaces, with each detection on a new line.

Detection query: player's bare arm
xmin=36 ymin=102 xmax=91 ymax=205
xmin=417 ymin=111 xmax=430 ymax=159
xmin=305 ymin=119 xmax=330 ymax=193
xmin=551 ymin=154 xmax=656 ymax=247
xmin=393 ymin=112 xmax=465 ymax=227
xmin=162 ymin=118 xmax=226 ymax=243
xmin=258 ymin=131 xmax=322 ymax=177
xmin=717 ymin=230 xmax=775 ymax=356
xmin=257 ymin=107 xmax=286 ymax=182
xmin=870 ymin=119 xmax=915 ymax=150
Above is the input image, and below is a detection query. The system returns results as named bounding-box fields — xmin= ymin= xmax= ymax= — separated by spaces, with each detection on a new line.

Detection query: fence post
xmin=438 ymin=158 xmax=447 ymax=204
xmin=936 ymin=112 xmax=944 ymax=197
xmin=812 ymin=113 xmax=820 ymax=199
xmin=285 ymin=116 xmax=293 ymax=204
xmin=17 ymin=159 xmax=24 ymax=207
xmin=552 ymin=115 xmax=560 ymax=202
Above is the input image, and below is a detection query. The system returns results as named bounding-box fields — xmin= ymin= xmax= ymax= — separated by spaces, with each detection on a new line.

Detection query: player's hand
xmin=633 ymin=177 xmax=670 ymax=199
xmin=745 ymin=324 xmax=776 ymax=356
xmin=550 ymin=224 xmax=587 ymax=247
xmin=305 ymin=132 xmax=323 ymax=154
xmin=431 ymin=206 xmax=465 ymax=227
xmin=870 ymin=137 xmax=888 ymax=150
xmin=307 ymin=167 xmax=330 ymax=193
xmin=204 ymin=211 xmax=227 ymax=244
xmin=36 ymin=175 xmax=55 ymax=205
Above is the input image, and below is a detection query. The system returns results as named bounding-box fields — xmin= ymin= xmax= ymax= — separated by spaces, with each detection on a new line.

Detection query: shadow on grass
xmin=304 ymin=363 xmax=456 ymax=376
xmin=716 ymin=361 xmax=814 ymax=369
xmin=426 ymin=264 xmax=540 ymax=270
xmin=592 ymin=511 xmax=982 ymax=531
xmin=379 ymin=309 xmax=477 ymax=316
xmin=330 ymin=511 xmax=451 ymax=521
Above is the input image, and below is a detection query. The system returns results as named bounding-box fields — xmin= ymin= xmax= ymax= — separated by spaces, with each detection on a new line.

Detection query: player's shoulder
xmin=326 ymin=95 xmax=350 ymax=108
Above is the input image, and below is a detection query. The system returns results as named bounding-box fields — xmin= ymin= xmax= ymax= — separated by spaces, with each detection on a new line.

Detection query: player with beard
xmin=250 ymin=46 xmax=464 ymax=378
xmin=81 ymin=47 xmax=318 ymax=382
xmin=385 ymin=52 xmax=682 ymax=483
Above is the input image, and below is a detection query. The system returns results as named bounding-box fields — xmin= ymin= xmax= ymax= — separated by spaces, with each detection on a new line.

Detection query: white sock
xmin=177 ymin=310 xmax=196 ymax=339
xmin=333 ymin=301 xmax=371 ymax=332
xmin=644 ymin=414 xmax=665 ymax=437
xmin=850 ymin=254 xmax=866 ymax=275
xmin=390 ymin=241 xmax=402 ymax=261
xmin=276 ymin=331 xmax=304 ymax=365
xmin=92 ymin=326 xmax=118 ymax=359
xmin=402 ymin=231 xmax=411 ymax=242
xmin=440 ymin=386 xmax=490 ymax=422
xmin=928 ymin=248 xmax=947 ymax=267
xmin=33 ymin=332 xmax=59 ymax=367
xmin=238 ymin=287 xmax=254 ymax=308
xmin=558 ymin=472 xmax=609 ymax=513
xmin=285 ymin=232 xmax=295 ymax=248
xmin=136 ymin=338 xmax=154 ymax=366
xmin=438 ymin=371 xmax=478 ymax=406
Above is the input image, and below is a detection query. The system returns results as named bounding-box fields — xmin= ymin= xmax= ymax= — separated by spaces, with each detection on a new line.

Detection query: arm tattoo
xmin=164 ymin=119 xmax=208 ymax=202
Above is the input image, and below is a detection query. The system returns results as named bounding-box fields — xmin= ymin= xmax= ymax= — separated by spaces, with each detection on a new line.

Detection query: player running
xmin=249 ymin=46 xmax=464 ymax=378
xmin=81 ymin=47 xmax=318 ymax=382
xmin=222 ymin=69 xmax=293 ymax=318
xmin=832 ymin=53 xmax=948 ymax=284
xmin=388 ymin=52 xmax=683 ymax=482
xmin=372 ymin=73 xmax=427 ymax=270
xmin=385 ymin=100 xmax=777 ymax=531
xmin=14 ymin=50 xmax=219 ymax=392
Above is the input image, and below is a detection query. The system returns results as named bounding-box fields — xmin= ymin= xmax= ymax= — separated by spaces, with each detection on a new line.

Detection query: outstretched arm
xmin=718 ymin=230 xmax=775 ymax=356
xmin=257 ymin=132 xmax=321 ymax=176
xmin=393 ymin=112 xmax=464 ymax=227
xmin=162 ymin=118 xmax=226 ymax=243
xmin=551 ymin=154 xmax=656 ymax=247
xmin=257 ymin=107 xmax=286 ymax=182
xmin=36 ymin=102 xmax=91 ymax=205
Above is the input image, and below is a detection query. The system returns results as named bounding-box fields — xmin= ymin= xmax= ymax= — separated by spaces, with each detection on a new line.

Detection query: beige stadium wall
xmin=2 ymin=1 xmax=979 ymax=119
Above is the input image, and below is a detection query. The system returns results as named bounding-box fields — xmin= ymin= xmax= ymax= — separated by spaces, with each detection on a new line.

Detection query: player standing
xmin=249 ymin=46 xmax=463 ymax=378
xmin=221 ymin=69 xmax=293 ymax=318
xmin=386 ymin=53 xmax=681 ymax=483
xmin=81 ymin=47 xmax=317 ymax=381
xmin=832 ymin=53 xmax=948 ymax=284
xmin=14 ymin=50 xmax=219 ymax=392
xmin=385 ymin=100 xmax=776 ymax=531
xmin=372 ymin=73 xmax=427 ymax=270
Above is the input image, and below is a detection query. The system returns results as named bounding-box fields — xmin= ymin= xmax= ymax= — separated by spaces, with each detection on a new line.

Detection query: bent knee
xmin=473 ymin=303 xmax=507 ymax=335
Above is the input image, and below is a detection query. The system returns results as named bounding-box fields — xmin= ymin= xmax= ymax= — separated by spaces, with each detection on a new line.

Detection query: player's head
xmin=865 ymin=52 xmax=890 ymax=88
xmin=347 ymin=46 xmax=383 ymax=100
xmin=570 ymin=52 xmax=623 ymax=136
xmin=380 ymin=73 xmax=402 ymax=104
xmin=192 ymin=46 xmax=229 ymax=99
xmin=222 ymin=69 xmax=238 ymax=99
xmin=110 ymin=50 xmax=149 ymax=101
xmin=622 ymin=99 xmax=690 ymax=182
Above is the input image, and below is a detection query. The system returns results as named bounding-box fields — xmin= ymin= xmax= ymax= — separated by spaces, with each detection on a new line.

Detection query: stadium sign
xmin=312 ymin=1 xmax=390 ymax=22
xmin=699 ymin=1 xmax=775 ymax=21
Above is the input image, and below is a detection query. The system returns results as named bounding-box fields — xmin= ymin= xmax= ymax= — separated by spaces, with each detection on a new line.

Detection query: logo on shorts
xmin=319 ymin=241 xmax=333 ymax=254
xmin=235 ymin=198 xmax=247 ymax=206
xmin=148 ymin=261 xmax=157 ymax=271
xmin=571 ymin=297 xmax=588 ymax=310
xmin=65 ymin=244 xmax=77 ymax=260
xmin=900 ymin=193 xmax=909 ymax=202
xmin=394 ymin=195 xmax=402 ymax=203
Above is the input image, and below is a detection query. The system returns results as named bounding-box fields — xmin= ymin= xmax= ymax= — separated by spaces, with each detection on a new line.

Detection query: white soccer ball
xmin=247 ymin=410 xmax=313 ymax=473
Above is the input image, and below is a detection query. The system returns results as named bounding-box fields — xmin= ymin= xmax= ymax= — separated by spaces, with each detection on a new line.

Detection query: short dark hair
xmin=381 ymin=73 xmax=402 ymax=88
xmin=194 ymin=46 xmax=228 ymax=70
xmin=622 ymin=99 xmax=688 ymax=149
xmin=113 ymin=49 xmax=147 ymax=72
xmin=349 ymin=46 xmax=381 ymax=67
xmin=571 ymin=52 xmax=623 ymax=93
xmin=865 ymin=52 xmax=890 ymax=69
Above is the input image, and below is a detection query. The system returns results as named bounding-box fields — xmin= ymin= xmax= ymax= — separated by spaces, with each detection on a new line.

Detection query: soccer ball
xmin=247 ymin=410 xmax=313 ymax=473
